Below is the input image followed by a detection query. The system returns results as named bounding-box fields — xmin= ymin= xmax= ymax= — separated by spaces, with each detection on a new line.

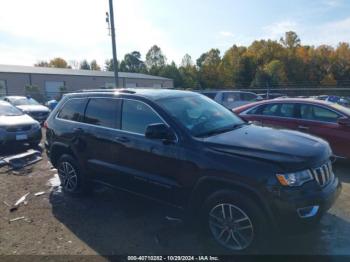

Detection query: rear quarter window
xmin=57 ymin=98 xmax=86 ymax=122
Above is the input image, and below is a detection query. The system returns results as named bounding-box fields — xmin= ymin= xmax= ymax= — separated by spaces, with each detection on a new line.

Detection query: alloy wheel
xmin=209 ymin=203 xmax=254 ymax=251
xmin=58 ymin=161 xmax=78 ymax=192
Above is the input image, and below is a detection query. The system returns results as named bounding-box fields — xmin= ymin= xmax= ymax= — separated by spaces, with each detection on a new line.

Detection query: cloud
xmin=324 ymin=0 xmax=342 ymax=7
xmin=261 ymin=17 xmax=350 ymax=47
xmin=219 ymin=31 xmax=234 ymax=37
xmin=262 ymin=20 xmax=299 ymax=40
xmin=0 ymin=0 xmax=182 ymax=66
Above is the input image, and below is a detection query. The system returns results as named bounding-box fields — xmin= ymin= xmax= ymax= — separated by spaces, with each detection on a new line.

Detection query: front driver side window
xmin=121 ymin=100 xmax=164 ymax=135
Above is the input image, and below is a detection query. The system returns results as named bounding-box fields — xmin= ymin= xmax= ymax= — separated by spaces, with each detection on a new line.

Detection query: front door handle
xmin=298 ymin=125 xmax=309 ymax=130
xmin=114 ymin=136 xmax=130 ymax=143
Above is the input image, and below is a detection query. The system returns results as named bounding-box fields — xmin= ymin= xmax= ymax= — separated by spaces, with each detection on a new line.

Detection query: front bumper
xmin=269 ymin=175 xmax=342 ymax=228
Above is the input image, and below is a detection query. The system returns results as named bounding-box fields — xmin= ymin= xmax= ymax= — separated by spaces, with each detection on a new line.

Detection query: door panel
xmin=82 ymin=98 xmax=123 ymax=184
xmin=296 ymin=104 xmax=349 ymax=158
xmin=116 ymin=99 xmax=184 ymax=205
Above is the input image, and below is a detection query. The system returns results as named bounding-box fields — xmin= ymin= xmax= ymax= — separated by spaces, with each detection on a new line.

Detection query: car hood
xmin=0 ymin=114 xmax=37 ymax=126
xmin=16 ymin=105 xmax=50 ymax=112
xmin=202 ymin=124 xmax=331 ymax=171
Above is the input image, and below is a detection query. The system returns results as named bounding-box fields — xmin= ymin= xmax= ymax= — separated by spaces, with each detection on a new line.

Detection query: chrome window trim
xmin=241 ymin=102 xmax=346 ymax=125
xmin=55 ymin=96 xmax=179 ymax=142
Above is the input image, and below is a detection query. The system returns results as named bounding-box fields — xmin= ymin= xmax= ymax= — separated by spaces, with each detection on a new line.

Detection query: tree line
xmin=35 ymin=31 xmax=350 ymax=90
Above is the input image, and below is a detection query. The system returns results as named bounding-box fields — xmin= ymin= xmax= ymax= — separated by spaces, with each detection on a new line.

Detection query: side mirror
xmin=338 ymin=116 xmax=350 ymax=126
xmin=145 ymin=123 xmax=176 ymax=141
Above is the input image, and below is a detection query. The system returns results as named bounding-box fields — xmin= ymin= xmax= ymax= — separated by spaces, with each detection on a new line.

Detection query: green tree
xmin=145 ymin=45 xmax=167 ymax=73
xmin=159 ymin=62 xmax=183 ymax=88
xmin=80 ymin=60 xmax=91 ymax=70
xmin=90 ymin=60 xmax=101 ymax=71
xmin=105 ymin=59 xmax=119 ymax=72
xmin=280 ymin=31 xmax=301 ymax=49
xmin=49 ymin=58 xmax=70 ymax=68
xmin=180 ymin=54 xmax=198 ymax=89
xmin=34 ymin=61 xmax=49 ymax=67
xmin=120 ymin=51 xmax=146 ymax=72
xmin=197 ymin=49 xmax=222 ymax=89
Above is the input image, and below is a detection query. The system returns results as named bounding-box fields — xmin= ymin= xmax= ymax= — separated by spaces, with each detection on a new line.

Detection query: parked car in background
xmin=316 ymin=95 xmax=350 ymax=108
xmin=0 ymin=100 xmax=42 ymax=146
xmin=46 ymin=99 xmax=59 ymax=111
xmin=258 ymin=92 xmax=287 ymax=100
xmin=1 ymin=96 xmax=50 ymax=124
xmin=45 ymin=89 xmax=341 ymax=252
xmin=199 ymin=90 xmax=262 ymax=109
xmin=234 ymin=98 xmax=350 ymax=159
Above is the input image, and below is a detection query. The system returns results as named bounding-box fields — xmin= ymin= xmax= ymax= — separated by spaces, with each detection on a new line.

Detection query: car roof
xmin=0 ymin=100 xmax=13 ymax=106
xmin=198 ymin=90 xmax=255 ymax=94
xmin=66 ymin=88 xmax=200 ymax=101
xmin=3 ymin=96 xmax=27 ymax=100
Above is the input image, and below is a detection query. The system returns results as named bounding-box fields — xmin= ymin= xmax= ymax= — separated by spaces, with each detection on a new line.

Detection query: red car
xmin=234 ymin=98 xmax=350 ymax=159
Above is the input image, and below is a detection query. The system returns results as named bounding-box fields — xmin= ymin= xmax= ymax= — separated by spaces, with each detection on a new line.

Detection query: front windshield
xmin=12 ymin=98 xmax=40 ymax=106
xmin=157 ymin=94 xmax=245 ymax=137
xmin=0 ymin=103 xmax=23 ymax=116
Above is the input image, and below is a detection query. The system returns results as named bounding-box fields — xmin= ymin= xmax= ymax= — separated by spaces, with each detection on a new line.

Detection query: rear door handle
xmin=298 ymin=125 xmax=309 ymax=130
xmin=114 ymin=136 xmax=130 ymax=143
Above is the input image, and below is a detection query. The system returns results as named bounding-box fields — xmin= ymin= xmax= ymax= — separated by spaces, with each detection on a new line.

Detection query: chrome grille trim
xmin=311 ymin=161 xmax=333 ymax=187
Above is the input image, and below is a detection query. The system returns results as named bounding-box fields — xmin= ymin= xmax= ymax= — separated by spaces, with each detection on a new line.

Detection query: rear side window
xmin=222 ymin=92 xmax=240 ymax=102
xmin=241 ymin=92 xmax=257 ymax=101
xmin=84 ymin=98 xmax=120 ymax=128
xmin=300 ymin=104 xmax=340 ymax=123
xmin=279 ymin=103 xmax=295 ymax=118
xmin=121 ymin=100 xmax=163 ymax=134
xmin=201 ymin=92 xmax=217 ymax=100
xmin=261 ymin=104 xmax=279 ymax=116
xmin=58 ymin=98 xmax=86 ymax=122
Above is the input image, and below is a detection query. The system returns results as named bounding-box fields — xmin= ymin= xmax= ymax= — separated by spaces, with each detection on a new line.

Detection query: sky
xmin=1 ymin=0 xmax=350 ymax=68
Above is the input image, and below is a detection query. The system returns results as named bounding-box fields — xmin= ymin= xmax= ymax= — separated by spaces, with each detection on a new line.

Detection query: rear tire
xmin=56 ymin=154 xmax=91 ymax=195
xmin=202 ymin=190 xmax=268 ymax=253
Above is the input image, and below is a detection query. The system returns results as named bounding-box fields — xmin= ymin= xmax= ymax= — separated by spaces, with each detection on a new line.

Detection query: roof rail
xmin=75 ymin=89 xmax=136 ymax=94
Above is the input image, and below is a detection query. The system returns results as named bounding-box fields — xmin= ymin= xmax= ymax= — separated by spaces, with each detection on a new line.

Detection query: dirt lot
xmin=0 ymin=133 xmax=349 ymax=257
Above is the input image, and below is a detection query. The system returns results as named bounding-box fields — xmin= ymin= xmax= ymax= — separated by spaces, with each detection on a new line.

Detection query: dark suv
xmin=45 ymin=89 xmax=341 ymax=252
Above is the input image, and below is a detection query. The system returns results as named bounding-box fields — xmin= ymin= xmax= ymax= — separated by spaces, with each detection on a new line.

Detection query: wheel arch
xmin=49 ymin=142 xmax=77 ymax=167
xmin=188 ymin=176 xmax=277 ymax=229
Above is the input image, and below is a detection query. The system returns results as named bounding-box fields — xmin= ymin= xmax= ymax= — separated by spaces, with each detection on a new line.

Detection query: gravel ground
xmin=0 ymin=134 xmax=349 ymax=257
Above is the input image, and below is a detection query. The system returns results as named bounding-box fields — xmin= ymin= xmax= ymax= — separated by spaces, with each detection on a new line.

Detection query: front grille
xmin=6 ymin=125 xmax=32 ymax=132
xmin=311 ymin=161 xmax=334 ymax=187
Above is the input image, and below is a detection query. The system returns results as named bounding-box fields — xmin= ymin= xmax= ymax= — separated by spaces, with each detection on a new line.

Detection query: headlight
xmin=276 ymin=170 xmax=313 ymax=187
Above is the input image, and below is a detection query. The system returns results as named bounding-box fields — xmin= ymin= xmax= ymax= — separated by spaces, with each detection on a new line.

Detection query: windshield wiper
xmin=196 ymin=123 xmax=247 ymax=138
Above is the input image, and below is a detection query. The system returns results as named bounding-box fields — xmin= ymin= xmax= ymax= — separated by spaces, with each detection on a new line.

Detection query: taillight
xmin=43 ymin=121 xmax=49 ymax=129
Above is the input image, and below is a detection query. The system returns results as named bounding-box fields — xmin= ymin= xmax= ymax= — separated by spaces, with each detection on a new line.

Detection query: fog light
xmin=297 ymin=206 xmax=319 ymax=218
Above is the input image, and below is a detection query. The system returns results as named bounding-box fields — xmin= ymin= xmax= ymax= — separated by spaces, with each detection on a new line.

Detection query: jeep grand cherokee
xmin=44 ymin=89 xmax=341 ymax=252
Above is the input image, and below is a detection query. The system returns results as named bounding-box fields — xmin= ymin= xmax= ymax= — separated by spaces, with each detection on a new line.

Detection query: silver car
xmin=199 ymin=90 xmax=262 ymax=109
xmin=0 ymin=101 xmax=42 ymax=146
xmin=2 ymin=96 xmax=50 ymax=124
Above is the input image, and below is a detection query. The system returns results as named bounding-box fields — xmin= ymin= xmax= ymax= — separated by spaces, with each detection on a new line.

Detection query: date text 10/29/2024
xmin=127 ymin=256 xmax=220 ymax=261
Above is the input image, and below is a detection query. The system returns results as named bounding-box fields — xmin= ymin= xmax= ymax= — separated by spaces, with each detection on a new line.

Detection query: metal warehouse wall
xmin=0 ymin=72 xmax=174 ymax=97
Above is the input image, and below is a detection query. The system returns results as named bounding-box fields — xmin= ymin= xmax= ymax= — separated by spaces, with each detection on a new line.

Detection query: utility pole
xmin=107 ymin=0 xmax=119 ymax=87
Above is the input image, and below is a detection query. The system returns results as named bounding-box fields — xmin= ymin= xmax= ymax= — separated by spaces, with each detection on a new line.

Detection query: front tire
xmin=57 ymin=154 xmax=90 ymax=195
xmin=202 ymin=190 xmax=267 ymax=253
